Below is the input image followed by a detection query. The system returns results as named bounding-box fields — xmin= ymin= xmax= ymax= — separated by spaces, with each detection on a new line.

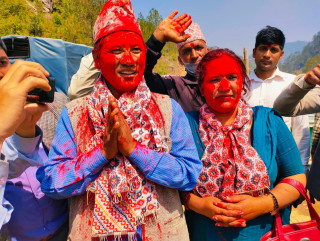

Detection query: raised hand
xmin=305 ymin=64 xmax=320 ymax=85
xmin=153 ymin=10 xmax=192 ymax=43
xmin=101 ymin=96 xmax=120 ymax=159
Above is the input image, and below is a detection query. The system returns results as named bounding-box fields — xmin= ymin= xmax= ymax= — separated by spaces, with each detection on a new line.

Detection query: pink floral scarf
xmin=195 ymin=100 xmax=270 ymax=200
xmin=87 ymin=76 xmax=168 ymax=238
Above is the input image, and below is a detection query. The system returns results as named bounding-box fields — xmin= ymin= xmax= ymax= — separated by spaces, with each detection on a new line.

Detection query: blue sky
xmin=132 ymin=0 xmax=320 ymax=56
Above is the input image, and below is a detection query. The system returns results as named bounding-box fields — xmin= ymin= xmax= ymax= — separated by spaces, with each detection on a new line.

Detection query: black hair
xmin=0 ymin=37 xmax=7 ymax=53
xmin=255 ymin=26 xmax=285 ymax=50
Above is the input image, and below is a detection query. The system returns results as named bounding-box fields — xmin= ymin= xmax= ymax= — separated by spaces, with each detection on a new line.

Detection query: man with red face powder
xmin=244 ymin=26 xmax=310 ymax=173
xmin=36 ymin=1 xmax=202 ymax=240
xmin=68 ymin=11 xmax=208 ymax=113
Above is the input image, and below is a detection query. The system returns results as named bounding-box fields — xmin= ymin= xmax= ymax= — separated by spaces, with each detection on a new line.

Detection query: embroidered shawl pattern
xmin=195 ymin=100 xmax=270 ymax=200
xmin=87 ymin=77 xmax=168 ymax=238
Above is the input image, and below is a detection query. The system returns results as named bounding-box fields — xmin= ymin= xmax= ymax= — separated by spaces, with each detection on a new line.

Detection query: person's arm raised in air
xmin=144 ymin=10 xmax=192 ymax=94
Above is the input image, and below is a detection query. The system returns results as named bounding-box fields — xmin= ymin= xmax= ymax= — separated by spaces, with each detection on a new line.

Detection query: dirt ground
xmin=290 ymin=194 xmax=320 ymax=223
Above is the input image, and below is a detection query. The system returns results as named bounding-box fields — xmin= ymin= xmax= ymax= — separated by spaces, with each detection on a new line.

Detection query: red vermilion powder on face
xmin=94 ymin=31 xmax=146 ymax=98
xmin=201 ymin=54 xmax=244 ymax=114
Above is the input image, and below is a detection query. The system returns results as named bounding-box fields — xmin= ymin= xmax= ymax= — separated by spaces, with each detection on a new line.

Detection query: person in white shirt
xmin=245 ymin=26 xmax=310 ymax=172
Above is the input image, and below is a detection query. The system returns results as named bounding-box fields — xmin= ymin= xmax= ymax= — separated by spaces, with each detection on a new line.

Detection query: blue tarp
xmin=3 ymin=35 xmax=92 ymax=94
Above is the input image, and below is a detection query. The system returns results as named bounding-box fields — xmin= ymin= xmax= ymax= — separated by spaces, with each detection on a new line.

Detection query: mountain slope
xmin=280 ymin=32 xmax=320 ymax=73
xmin=281 ymin=40 xmax=308 ymax=63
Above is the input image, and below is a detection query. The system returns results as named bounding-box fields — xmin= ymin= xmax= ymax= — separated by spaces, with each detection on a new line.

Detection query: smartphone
xmin=27 ymin=77 xmax=55 ymax=103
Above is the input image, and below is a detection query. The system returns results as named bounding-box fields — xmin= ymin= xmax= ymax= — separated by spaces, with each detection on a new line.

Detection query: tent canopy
xmin=3 ymin=35 xmax=92 ymax=94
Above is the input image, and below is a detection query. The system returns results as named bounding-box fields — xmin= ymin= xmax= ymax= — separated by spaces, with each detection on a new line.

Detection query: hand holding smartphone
xmin=27 ymin=77 xmax=55 ymax=103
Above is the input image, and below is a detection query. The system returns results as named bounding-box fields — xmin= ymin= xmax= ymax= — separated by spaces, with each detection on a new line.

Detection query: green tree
xmin=138 ymin=8 xmax=185 ymax=75
xmin=302 ymin=55 xmax=320 ymax=73
xmin=138 ymin=8 xmax=163 ymax=42
xmin=29 ymin=15 xmax=44 ymax=36
xmin=0 ymin=0 xmax=184 ymax=75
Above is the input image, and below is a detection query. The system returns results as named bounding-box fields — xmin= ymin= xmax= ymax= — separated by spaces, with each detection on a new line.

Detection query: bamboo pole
xmin=243 ymin=48 xmax=249 ymax=76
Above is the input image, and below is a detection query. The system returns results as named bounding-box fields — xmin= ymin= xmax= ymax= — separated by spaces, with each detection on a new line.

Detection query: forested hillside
xmin=0 ymin=0 xmax=185 ymax=75
xmin=4 ymin=0 xmax=318 ymax=76
xmin=137 ymin=9 xmax=185 ymax=75
xmin=0 ymin=0 xmax=105 ymax=45
xmin=280 ymin=32 xmax=320 ymax=74
xmin=281 ymin=41 xmax=307 ymax=63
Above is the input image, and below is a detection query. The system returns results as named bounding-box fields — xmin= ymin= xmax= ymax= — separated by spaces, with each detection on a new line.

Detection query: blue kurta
xmin=185 ymin=106 xmax=304 ymax=241
xmin=36 ymin=98 xmax=202 ymax=240
xmin=36 ymin=99 xmax=202 ymax=199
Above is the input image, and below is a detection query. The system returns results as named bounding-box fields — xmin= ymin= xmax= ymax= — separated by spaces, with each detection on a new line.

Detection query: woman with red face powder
xmin=183 ymin=48 xmax=306 ymax=241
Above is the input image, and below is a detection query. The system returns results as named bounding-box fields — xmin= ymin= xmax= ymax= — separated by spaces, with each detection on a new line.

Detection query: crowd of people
xmin=0 ymin=0 xmax=319 ymax=240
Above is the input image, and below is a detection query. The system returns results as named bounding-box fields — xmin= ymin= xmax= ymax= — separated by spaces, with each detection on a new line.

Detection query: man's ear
xmin=92 ymin=48 xmax=100 ymax=69
xmin=252 ymin=48 xmax=256 ymax=59
xmin=279 ymin=50 xmax=284 ymax=61
xmin=205 ymin=46 xmax=208 ymax=54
